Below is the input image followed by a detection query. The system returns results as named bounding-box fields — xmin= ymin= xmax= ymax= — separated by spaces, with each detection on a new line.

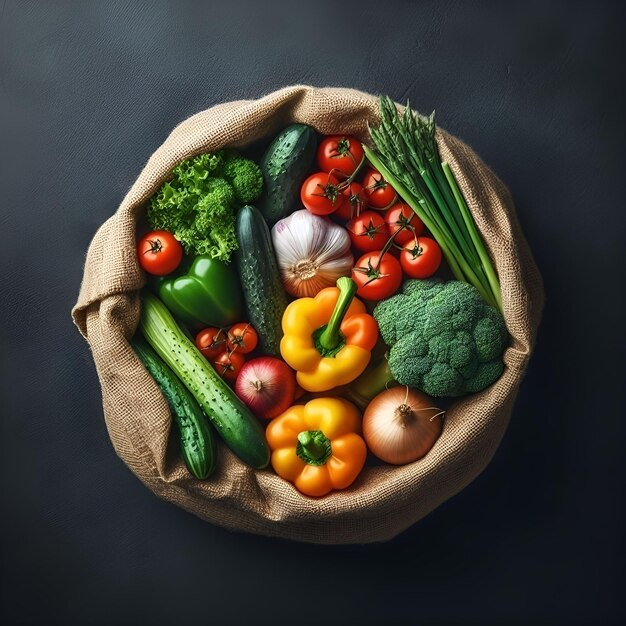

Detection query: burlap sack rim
xmin=71 ymin=85 xmax=544 ymax=543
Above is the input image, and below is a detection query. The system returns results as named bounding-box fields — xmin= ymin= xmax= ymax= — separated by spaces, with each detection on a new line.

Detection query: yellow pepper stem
xmin=296 ymin=430 xmax=332 ymax=466
xmin=317 ymin=277 xmax=358 ymax=354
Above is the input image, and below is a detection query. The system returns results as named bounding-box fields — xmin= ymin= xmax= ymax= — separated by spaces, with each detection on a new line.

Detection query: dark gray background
xmin=1 ymin=1 xmax=624 ymax=624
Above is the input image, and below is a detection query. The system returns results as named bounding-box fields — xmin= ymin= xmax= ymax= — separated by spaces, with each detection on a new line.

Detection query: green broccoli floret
xmin=373 ymin=279 xmax=509 ymax=397
xmin=220 ymin=149 xmax=264 ymax=204
xmin=146 ymin=149 xmax=262 ymax=261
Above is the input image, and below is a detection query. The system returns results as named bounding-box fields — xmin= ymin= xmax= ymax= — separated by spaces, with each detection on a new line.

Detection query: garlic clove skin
xmin=272 ymin=210 xmax=353 ymax=298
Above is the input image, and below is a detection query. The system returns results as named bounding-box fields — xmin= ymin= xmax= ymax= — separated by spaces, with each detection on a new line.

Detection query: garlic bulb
xmin=271 ymin=210 xmax=353 ymax=297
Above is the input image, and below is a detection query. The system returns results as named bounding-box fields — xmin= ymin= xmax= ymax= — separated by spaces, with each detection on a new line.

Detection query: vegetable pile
xmin=364 ymin=96 xmax=502 ymax=312
xmin=131 ymin=96 xmax=509 ymax=498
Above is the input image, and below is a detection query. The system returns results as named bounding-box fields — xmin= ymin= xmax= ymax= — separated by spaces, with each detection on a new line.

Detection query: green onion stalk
xmin=364 ymin=95 xmax=502 ymax=313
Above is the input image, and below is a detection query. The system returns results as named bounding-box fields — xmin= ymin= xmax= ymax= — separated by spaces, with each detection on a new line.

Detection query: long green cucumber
xmin=131 ymin=335 xmax=217 ymax=479
xmin=139 ymin=290 xmax=270 ymax=469
xmin=235 ymin=205 xmax=288 ymax=355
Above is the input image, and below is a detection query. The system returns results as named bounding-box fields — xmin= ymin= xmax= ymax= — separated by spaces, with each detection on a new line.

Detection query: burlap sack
xmin=72 ymin=85 xmax=544 ymax=544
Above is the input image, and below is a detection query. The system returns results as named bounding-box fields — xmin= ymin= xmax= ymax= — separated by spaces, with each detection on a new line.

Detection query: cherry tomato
xmin=400 ymin=237 xmax=442 ymax=279
xmin=362 ymin=169 xmax=397 ymax=209
xmin=212 ymin=350 xmax=246 ymax=382
xmin=335 ymin=182 xmax=367 ymax=221
xmin=195 ymin=327 xmax=228 ymax=360
xmin=317 ymin=135 xmax=364 ymax=176
xmin=301 ymin=172 xmax=346 ymax=216
xmin=137 ymin=230 xmax=183 ymax=276
xmin=385 ymin=203 xmax=425 ymax=246
xmin=351 ymin=251 xmax=403 ymax=301
xmin=226 ymin=323 xmax=259 ymax=354
xmin=347 ymin=211 xmax=390 ymax=252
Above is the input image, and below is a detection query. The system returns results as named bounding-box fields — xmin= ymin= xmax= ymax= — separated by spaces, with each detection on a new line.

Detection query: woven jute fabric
xmin=72 ymin=85 xmax=544 ymax=544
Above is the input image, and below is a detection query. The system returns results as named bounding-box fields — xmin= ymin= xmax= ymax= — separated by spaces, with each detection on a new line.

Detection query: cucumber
xmin=235 ymin=205 xmax=289 ymax=356
xmin=139 ymin=291 xmax=270 ymax=469
xmin=131 ymin=335 xmax=217 ymax=479
xmin=257 ymin=124 xmax=318 ymax=226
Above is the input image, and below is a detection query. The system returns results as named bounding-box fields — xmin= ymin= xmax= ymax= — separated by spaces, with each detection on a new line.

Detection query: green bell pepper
xmin=153 ymin=255 xmax=243 ymax=329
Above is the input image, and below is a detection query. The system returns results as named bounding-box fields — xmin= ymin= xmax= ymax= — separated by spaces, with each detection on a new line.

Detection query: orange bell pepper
xmin=265 ymin=397 xmax=367 ymax=497
xmin=280 ymin=277 xmax=378 ymax=392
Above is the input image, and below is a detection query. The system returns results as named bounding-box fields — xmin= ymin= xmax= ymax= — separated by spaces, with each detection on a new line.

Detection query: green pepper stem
xmin=318 ymin=277 xmax=358 ymax=351
xmin=298 ymin=432 xmax=324 ymax=460
xmin=296 ymin=430 xmax=332 ymax=466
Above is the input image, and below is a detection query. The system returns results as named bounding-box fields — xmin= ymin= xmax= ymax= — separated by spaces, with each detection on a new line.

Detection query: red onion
xmin=235 ymin=357 xmax=297 ymax=420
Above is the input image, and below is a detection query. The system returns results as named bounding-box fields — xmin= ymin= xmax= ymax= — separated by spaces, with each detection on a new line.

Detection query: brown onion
xmin=362 ymin=386 xmax=444 ymax=465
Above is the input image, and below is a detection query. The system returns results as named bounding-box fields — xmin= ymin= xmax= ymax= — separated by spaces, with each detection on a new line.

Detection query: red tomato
xmin=317 ymin=135 xmax=365 ymax=176
xmin=226 ymin=323 xmax=259 ymax=355
xmin=195 ymin=327 xmax=228 ymax=360
xmin=301 ymin=172 xmax=346 ymax=216
xmin=137 ymin=230 xmax=183 ymax=276
xmin=400 ymin=237 xmax=442 ymax=278
xmin=347 ymin=211 xmax=390 ymax=252
xmin=212 ymin=351 xmax=246 ymax=382
xmin=385 ymin=203 xmax=425 ymax=246
xmin=362 ymin=169 xmax=397 ymax=209
xmin=335 ymin=182 xmax=367 ymax=220
xmin=351 ymin=251 xmax=403 ymax=301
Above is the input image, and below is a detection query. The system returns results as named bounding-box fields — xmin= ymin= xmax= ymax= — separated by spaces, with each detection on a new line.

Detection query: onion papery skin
xmin=362 ymin=387 xmax=444 ymax=465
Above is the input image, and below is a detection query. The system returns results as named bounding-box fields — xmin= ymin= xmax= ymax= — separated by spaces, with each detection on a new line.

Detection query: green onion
xmin=365 ymin=95 xmax=503 ymax=312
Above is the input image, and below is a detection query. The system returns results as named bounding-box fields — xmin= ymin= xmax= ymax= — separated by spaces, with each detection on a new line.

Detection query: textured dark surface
xmin=1 ymin=1 xmax=623 ymax=624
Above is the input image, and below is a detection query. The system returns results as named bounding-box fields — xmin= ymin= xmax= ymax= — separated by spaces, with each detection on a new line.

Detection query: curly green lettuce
xmin=146 ymin=150 xmax=263 ymax=261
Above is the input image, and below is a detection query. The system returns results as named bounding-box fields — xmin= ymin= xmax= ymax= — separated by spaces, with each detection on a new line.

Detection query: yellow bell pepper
xmin=280 ymin=277 xmax=378 ymax=392
xmin=266 ymin=397 xmax=367 ymax=497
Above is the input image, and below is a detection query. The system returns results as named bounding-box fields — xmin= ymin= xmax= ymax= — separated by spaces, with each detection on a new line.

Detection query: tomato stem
xmin=312 ymin=180 xmax=343 ymax=206
xmin=376 ymin=232 xmax=398 ymax=270
xmin=330 ymin=137 xmax=358 ymax=171
xmin=352 ymin=257 xmax=392 ymax=287
xmin=331 ymin=153 xmax=367 ymax=189
xmin=228 ymin=322 xmax=252 ymax=351
xmin=210 ymin=328 xmax=228 ymax=352
xmin=407 ymin=238 xmax=424 ymax=258
xmin=143 ymin=238 xmax=163 ymax=255
xmin=348 ymin=216 xmax=386 ymax=241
